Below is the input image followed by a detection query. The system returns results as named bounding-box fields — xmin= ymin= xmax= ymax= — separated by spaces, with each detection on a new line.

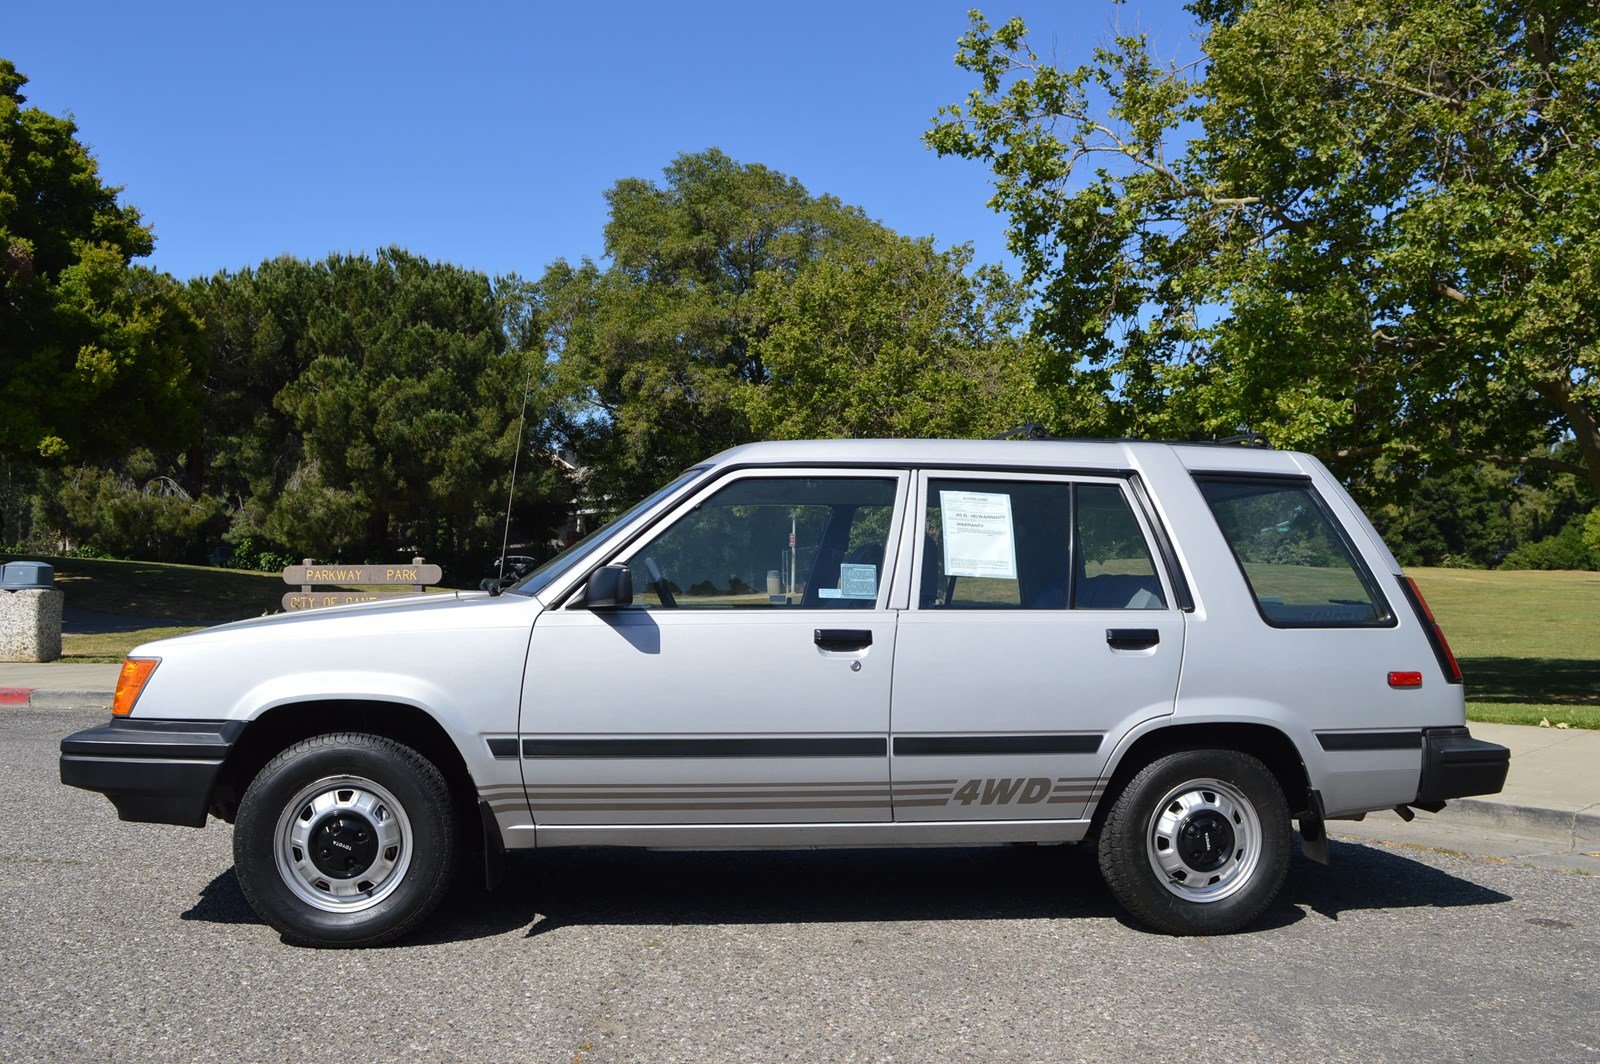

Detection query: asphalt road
xmin=5 ymin=705 xmax=1597 ymax=1063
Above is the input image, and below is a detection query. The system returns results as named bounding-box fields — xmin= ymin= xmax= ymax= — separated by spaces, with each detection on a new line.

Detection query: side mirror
xmin=577 ymin=564 xmax=633 ymax=609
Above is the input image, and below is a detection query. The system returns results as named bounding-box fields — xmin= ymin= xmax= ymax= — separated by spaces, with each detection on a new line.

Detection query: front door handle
xmin=1106 ymin=628 xmax=1160 ymax=650
xmin=815 ymin=628 xmax=873 ymax=651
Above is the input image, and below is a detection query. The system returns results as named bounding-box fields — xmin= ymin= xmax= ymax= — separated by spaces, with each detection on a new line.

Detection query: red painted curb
xmin=0 ymin=687 xmax=33 ymax=705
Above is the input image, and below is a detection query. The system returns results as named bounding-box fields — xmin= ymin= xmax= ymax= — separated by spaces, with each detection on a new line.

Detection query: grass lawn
xmin=1409 ymin=567 xmax=1600 ymax=729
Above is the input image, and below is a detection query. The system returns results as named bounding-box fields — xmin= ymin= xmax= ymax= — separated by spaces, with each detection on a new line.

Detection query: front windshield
xmin=507 ymin=467 xmax=708 ymax=599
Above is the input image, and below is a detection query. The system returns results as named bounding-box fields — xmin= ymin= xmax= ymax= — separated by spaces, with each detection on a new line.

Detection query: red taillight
xmin=1403 ymin=577 xmax=1462 ymax=684
xmin=1387 ymin=671 xmax=1423 ymax=688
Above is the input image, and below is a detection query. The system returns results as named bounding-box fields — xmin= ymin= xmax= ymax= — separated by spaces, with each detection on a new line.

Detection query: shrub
xmin=1500 ymin=513 xmax=1600 ymax=571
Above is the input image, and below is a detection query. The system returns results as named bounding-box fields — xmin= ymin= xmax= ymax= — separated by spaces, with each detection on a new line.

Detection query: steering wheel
xmin=644 ymin=556 xmax=677 ymax=608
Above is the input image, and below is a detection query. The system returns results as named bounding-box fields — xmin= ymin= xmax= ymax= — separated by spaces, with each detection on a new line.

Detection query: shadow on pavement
xmin=180 ymin=838 xmax=1512 ymax=946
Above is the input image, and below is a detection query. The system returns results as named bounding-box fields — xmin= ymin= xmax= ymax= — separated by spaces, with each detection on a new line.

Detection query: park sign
xmin=281 ymin=557 xmax=443 ymax=612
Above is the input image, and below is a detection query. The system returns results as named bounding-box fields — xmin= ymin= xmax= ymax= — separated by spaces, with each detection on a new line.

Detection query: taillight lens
xmin=111 ymin=658 xmax=159 ymax=717
xmin=1402 ymin=577 xmax=1462 ymax=684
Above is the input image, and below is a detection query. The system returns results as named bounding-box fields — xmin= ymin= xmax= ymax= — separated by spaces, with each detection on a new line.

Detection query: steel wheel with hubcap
xmin=1098 ymin=749 xmax=1290 ymax=934
xmin=234 ymin=732 xmax=456 ymax=947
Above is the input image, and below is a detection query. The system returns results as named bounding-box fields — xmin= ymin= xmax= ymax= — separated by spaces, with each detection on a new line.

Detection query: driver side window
xmin=624 ymin=476 xmax=898 ymax=609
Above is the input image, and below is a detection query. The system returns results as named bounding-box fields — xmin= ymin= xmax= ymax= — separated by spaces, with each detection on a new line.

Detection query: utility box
xmin=1 ymin=561 xmax=55 ymax=589
xmin=0 ymin=563 xmax=63 ymax=662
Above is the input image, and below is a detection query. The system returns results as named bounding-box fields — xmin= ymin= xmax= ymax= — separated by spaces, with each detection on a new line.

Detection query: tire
xmin=1097 ymin=749 xmax=1290 ymax=935
xmin=233 ymin=732 xmax=457 ymax=947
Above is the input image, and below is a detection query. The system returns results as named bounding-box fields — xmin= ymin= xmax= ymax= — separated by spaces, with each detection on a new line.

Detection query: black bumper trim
xmin=59 ymin=718 xmax=241 ymax=828
xmin=1316 ymin=729 xmax=1423 ymax=751
xmin=1416 ymin=726 xmax=1509 ymax=804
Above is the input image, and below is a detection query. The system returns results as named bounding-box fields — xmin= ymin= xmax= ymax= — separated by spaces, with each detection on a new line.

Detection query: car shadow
xmin=180 ymin=839 xmax=1511 ymax=947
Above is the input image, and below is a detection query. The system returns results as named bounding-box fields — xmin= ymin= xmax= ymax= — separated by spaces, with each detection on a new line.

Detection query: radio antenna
xmin=494 ymin=354 xmax=537 ymax=593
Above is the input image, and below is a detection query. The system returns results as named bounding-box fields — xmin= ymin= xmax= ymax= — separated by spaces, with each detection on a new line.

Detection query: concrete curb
xmin=1424 ymin=797 xmax=1600 ymax=850
xmin=1 ymin=688 xmax=112 ymax=709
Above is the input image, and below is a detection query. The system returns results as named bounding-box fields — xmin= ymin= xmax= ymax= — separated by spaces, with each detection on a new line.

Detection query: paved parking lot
xmin=4 ymin=704 xmax=1597 ymax=1062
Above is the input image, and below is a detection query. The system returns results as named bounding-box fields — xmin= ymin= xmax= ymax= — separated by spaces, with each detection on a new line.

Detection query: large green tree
xmin=927 ymin=2 xmax=1600 ymax=493
xmin=743 ymin=236 xmax=1044 ymax=440
xmin=535 ymin=149 xmax=892 ymax=501
xmin=0 ymin=59 xmax=201 ymax=462
xmin=536 ymin=148 xmax=1046 ymax=503
xmin=189 ymin=250 xmax=570 ymax=564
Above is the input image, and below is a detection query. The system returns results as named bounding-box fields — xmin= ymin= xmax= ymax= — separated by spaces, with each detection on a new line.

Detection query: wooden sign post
xmin=280 ymin=556 xmax=444 ymax=611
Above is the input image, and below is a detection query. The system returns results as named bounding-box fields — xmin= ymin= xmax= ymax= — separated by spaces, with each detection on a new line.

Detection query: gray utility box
xmin=1 ymin=562 xmax=62 ymax=662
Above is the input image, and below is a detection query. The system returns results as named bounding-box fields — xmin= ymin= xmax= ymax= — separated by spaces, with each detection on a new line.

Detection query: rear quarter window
xmin=1194 ymin=475 xmax=1393 ymax=628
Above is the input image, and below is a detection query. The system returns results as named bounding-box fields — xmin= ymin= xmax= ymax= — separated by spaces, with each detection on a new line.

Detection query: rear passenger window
xmin=1075 ymin=485 xmax=1166 ymax=610
xmin=1195 ymin=477 xmax=1392 ymax=627
xmin=918 ymin=480 xmax=1166 ymax=610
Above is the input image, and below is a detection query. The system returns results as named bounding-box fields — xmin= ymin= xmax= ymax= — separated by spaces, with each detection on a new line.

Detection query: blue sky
xmin=3 ymin=1 xmax=1200 ymax=282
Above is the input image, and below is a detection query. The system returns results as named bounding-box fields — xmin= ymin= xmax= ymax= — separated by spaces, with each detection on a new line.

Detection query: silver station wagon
xmin=61 ymin=439 xmax=1510 ymax=945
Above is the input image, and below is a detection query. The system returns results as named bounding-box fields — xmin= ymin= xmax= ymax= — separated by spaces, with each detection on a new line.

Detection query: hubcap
xmin=1146 ymin=778 xmax=1261 ymax=903
xmin=273 ymin=776 xmax=412 ymax=913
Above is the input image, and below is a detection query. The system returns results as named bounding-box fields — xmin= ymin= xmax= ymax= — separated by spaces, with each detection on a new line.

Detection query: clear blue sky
xmin=3 ymin=1 xmax=1200 ymax=282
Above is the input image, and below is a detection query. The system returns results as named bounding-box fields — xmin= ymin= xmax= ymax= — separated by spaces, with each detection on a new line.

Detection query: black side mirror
xmin=577 ymin=564 xmax=633 ymax=609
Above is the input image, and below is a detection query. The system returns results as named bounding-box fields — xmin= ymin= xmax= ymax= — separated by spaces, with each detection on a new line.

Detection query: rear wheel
xmin=1097 ymin=749 xmax=1290 ymax=934
xmin=234 ymin=732 xmax=456 ymax=947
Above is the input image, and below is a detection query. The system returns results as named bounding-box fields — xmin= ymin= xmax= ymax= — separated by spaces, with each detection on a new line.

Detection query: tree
xmin=743 ymin=236 xmax=1044 ymax=439
xmin=536 ymin=149 xmax=890 ymax=502
xmin=0 ymin=59 xmax=202 ymax=462
xmin=927 ymin=3 xmax=1600 ymax=493
xmin=537 ymin=148 xmax=1050 ymax=503
xmin=189 ymin=250 xmax=572 ymax=565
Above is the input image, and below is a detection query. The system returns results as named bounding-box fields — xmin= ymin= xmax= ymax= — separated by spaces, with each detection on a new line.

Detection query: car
xmin=60 ymin=438 xmax=1509 ymax=946
xmin=478 ymin=555 xmax=541 ymax=592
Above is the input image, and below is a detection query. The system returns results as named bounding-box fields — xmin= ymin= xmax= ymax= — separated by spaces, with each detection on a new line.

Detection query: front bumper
xmin=1417 ymin=726 xmax=1510 ymax=804
xmin=60 ymin=718 xmax=243 ymax=827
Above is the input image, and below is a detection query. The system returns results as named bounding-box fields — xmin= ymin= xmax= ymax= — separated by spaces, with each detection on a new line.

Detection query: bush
xmin=226 ymin=534 xmax=298 ymax=573
xmin=1500 ymin=513 xmax=1600 ymax=571
xmin=36 ymin=466 xmax=224 ymax=564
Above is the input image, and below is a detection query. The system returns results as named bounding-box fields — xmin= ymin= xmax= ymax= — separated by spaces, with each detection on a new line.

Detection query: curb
xmin=0 ymin=688 xmax=112 ymax=709
xmin=1424 ymin=797 xmax=1600 ymax=850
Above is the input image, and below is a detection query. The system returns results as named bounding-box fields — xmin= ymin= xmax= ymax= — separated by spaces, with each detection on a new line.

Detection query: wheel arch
xmin=211 ymin=700 xmax=481 ymax=847
xmin=1090 ymin=720 xmax=1314 ymax=835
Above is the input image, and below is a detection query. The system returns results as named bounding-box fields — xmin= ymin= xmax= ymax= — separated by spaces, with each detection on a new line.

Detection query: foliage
xmin=0 ymin=60 xmax=203 ymax=463
xmin=225 ymin=534 xmax=297 ymax=573
xmin=1502 ymin=512 xmax=1600 ymax=570
xmin=742 ymin=237 xmax=1046 ymax=440
xmin=927 ymin=3 xmax=1600 ymax=494
xmin=33 ymin=461 xmax=225 ymax=564
xmin=188 ymin=249 xmax=574 ymax=566
xmin=533 ymin=149 xmax=1037 ymax=504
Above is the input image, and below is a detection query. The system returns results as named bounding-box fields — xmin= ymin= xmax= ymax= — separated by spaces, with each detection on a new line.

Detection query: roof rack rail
xmin=1210 ymin=425 xmax=1273 ymax=448
xmin=991 ymin=422 xmax=1054 ymax=441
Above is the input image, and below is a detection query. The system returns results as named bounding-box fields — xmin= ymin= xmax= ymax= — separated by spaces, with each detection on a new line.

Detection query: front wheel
xmin=1097 ymin=749 xmax=1290 ymax=935
xmin=233 ymin=732 xmax=457 ymax=947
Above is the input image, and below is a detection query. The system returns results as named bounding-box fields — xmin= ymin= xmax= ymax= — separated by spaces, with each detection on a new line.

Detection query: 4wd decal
xmin=941 ymin=777 xmax=1104 ymax=806
xmin=951 ymin=777 xmax=1053 ymax=805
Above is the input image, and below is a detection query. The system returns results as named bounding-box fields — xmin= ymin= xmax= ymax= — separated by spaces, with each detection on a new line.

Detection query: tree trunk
xmin=1531 ymin=380 xmax=1600 ymax=497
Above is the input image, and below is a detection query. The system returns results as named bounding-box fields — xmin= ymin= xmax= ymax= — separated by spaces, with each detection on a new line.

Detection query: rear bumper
xmin=59 ymin=718 xmax=242 ymax=828
xmin=1416 ymin=726 xmax=1509 ymax=804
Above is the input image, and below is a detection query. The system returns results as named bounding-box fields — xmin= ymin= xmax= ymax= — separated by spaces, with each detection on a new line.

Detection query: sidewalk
xmin=3 ymin=661 xmax=1595 ymax=846
xmin=0 ymin=662 xmax=119 ymax=708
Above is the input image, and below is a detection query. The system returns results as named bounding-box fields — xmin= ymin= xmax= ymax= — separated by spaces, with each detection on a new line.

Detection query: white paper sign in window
xmin=939 ymin=490 xmax=1017 ymax=579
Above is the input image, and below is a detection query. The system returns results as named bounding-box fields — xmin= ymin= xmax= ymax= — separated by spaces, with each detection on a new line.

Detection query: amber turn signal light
xmin=111 ymin=658 xmax=159 ymax=717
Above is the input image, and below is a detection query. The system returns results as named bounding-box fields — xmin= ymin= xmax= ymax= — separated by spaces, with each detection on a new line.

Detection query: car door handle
xmin=815 ymin=628 xmax=873 ymax=651
xmin=1106 ymin=628 xmax=1160 ymax=650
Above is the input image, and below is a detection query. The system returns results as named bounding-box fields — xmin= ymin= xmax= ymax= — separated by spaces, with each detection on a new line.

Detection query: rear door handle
xmin=815 ymin=628 xmax=873 ymax=651
xmin=1106 ymin=628 xmax=1160 ymax=650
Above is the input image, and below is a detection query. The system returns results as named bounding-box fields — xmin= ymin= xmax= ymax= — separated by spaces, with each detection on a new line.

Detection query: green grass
xmin=61 ymin=626 xmax=204 ymax=663
xmin=1410 ymin=567 xmax=1600 ymax=729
